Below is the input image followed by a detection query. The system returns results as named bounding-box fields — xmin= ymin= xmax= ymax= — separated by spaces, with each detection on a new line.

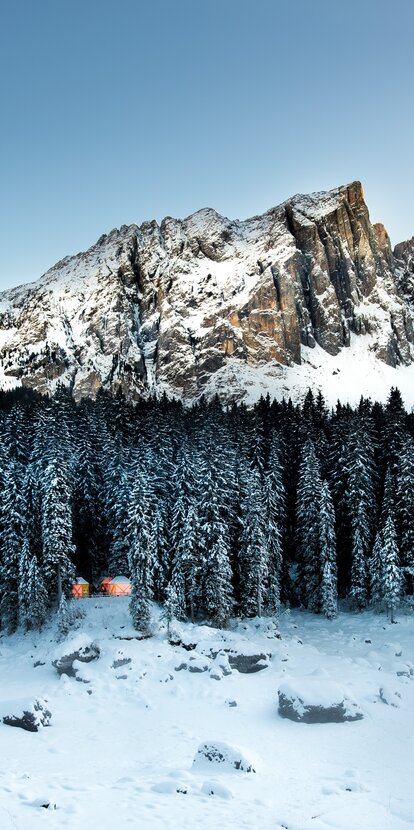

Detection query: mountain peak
xmin=0 ymin=181 xmax=412 ymax=406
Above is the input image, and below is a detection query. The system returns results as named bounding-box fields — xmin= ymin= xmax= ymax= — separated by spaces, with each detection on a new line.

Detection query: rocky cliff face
xmin=0 ymin=181 xmax=413 ymax=405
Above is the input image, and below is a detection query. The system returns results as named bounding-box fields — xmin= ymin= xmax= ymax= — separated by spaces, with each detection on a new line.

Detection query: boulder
xmin=175 ymin=653 xmax=210 ymax=673
xmin=193 ymin=741 xmax=256 ymax=773
xmin=227 ymin=651 xmax=269 ymax=674
xmin=2 ymin=698 xmax=51 ymax=732
xmin=278 ymin=679 xmax=363 ymax=723
xmin=52 ymin=637 xmax=100 ymax=678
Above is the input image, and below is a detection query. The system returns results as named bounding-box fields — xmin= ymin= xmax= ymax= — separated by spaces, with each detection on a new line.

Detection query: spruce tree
xmin=0 ymin=460 xmax=25 ymax=632
xmin=295 ymin=440 xmax=323 ymax=610
xmin=345 ymin=419 xmax=377 ymax=608
xmin=321 ymin=560 xmax=337 ymax=619
xmin=18 ymin=537 xmax=32 ymax=628
xmin=239 ymin=467 xmax=268 ymax=617
xmin=127 ymin=465 xmax=153 ymax=635
xmin=42 ymin=457 xmax=76 ymax=600
xmin=203 ymin=524 xmax=233 ymax=627
xmin=56 ymin=593 xmax=71 ymax=640
xmin=26 ymin=556 xmax=48 ymax=630
xmin=369 ymin=528 xmax=384 ymax=611
xmin=395 ymin=437 xmax=414 ymax=589
xmin=319 ymin=481 xmax=337 ymax=618
xmin=382 ymin=516 xmax=402 ymax=623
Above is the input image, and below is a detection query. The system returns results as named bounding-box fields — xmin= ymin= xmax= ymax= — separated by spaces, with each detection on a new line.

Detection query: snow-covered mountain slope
xmin=1 ymin=181 xmax=414 ymax=406
xmin=1 ymin=598 xmax=414 ymax=830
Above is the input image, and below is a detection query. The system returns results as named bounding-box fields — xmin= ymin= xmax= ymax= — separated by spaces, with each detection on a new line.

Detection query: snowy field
xmin=1 ymin=598 xmax=413 ymax=830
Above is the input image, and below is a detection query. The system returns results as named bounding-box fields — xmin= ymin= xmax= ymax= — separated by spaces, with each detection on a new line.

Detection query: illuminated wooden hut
xmin=108 ymin=575 xmax=131 ymax=596
xmin=72 ymin=577 xmax=90 ymax=598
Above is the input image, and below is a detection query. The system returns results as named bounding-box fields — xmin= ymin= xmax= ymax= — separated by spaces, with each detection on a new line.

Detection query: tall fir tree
xmin=295 ymin=439 xmax=323 ymax=610
xmin=382 ymin=516 xmax=402 ymax=623
xmin=42 ymin=457 xmax=75 ymax=600
xmin=0 ymin=460 xmax=25 ymax=632
xmin=319 ymin=481 xmax=337 ymax=618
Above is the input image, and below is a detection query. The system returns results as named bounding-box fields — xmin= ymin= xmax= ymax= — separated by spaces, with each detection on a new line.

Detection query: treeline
xmin=0 ymin=385 xmax=413 ymax=634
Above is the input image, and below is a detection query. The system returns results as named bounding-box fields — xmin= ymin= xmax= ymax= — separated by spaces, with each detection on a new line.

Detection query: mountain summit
xmin=0 ymin=182 xmax=413 ymax=405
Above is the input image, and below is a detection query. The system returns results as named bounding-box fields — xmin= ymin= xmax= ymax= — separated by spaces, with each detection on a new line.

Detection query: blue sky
xmin=0 ymin=0 xmax=413 ymax=289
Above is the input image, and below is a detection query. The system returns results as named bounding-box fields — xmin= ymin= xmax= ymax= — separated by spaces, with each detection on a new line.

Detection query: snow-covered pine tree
xmin=18 ymin=537 xmax=32 ymax=628
xmin=41 ymin=457 xmax=75 ymax=602
xmin=26 ymin=555 xmax=48 ymax=630
xmin=345 ymin=418 xmax=377 ymax=609
xmin=395 ymin=437 xmax=414 ymax=590
xmin=321 ymin=561 xmax=337 ymax=619
xmin=197 ymin=443 xmax=234 ymax=625
xmin=349 ymin=504 xmax=370 ymax=609
xmin=56 ymin=593 xmax=71 ymax=639
xmin=319 ymin=481 xmax=337 ymax=618
xmin=381 ymin=464 xmax=395 ymax=525
xmin=382 ymin=516 xmax=402 ymax=623
xmin=164 ymin=578 xmax=186 ymax=636
xmin=127 ymin=464 xmax=154 ymax=635
xmin=383 ymin=387 xmax=406 ymax=475
xmin=369 ymin=528 xmax=384 ymax=611
xmin=203 ymin=523 xmax=233 ymax=628
xmin=239 ymin=466 xmax=269 ymax=617
xmin=295 ymin=439 xmax=323 ymax=611
xmin=262 ymin=466 xmax=283 ymax=616
xmin=266 ymin=430 xmax=287 ymax=539
xmin=0 ymin=459 xmax=25 ymax=632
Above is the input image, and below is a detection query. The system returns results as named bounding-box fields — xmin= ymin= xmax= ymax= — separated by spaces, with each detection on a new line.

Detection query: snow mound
xmin=379 ymin=686 xmax=402 ymax=707
xmin=278 ymin=678 xmax=363 ymax=723
xmin=193 ymin=741 xmax=257 ymax=773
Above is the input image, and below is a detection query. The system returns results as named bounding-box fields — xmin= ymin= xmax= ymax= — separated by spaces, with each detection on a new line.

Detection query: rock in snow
xmin=2 ymin=698 xmax=51 ymax=732
xmin=52 ymin=636 xmax=100 ymax=678
xmin=227 ymin=651 xmax=270 ymax=674
xmin=0 ymin=181 xmax=414 ymax=406
xmin=278 ymin=678 xmax=363 ymax=723
xmin=193 ymin=741 xmax=257 ymax=773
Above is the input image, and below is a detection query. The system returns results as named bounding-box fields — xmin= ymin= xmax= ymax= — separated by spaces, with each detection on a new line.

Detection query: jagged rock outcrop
xmin=0 ymin=181 xmax=413 ymax=404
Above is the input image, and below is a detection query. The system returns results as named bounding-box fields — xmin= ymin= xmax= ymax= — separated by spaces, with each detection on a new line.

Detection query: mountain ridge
xmin=0 ymin=181 xmax=413 ymax=406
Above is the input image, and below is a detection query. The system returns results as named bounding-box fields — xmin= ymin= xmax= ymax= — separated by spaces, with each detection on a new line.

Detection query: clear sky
xmin=0 ymin=0 xmax=413 ymax=289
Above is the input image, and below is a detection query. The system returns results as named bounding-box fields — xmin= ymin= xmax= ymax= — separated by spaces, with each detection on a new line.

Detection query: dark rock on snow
xmin=277 ymin=679 xmax=363 ymax=723
xmin=52 ymin=642 xmax=100 ymax=677
xmin=3 ymin=699 xmax=51 ymax=732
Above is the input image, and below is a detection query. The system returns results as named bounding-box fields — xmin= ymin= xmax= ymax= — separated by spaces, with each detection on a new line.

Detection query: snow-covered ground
xmin=1 ymin=598 xmax=413 ymax=829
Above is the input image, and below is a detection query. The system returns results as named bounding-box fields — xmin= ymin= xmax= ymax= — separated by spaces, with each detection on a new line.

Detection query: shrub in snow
xmin=193 ymin=741 xmax=257 ymax=773
xmin=278 ymin=678 xmax=363 ymax=723
xmin=2 ymin=698 xmax=51 ymax=732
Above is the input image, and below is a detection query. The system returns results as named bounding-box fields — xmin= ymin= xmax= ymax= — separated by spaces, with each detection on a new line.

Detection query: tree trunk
xmin=57 ymin=563 xmax=62 ymax=605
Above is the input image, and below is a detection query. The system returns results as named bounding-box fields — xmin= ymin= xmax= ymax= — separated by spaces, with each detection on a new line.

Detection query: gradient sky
xmin=0 ymin=0 xmax=413 ymax=289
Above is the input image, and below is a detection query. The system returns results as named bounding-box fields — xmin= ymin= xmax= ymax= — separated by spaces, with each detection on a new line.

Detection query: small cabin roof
xmin=110 ymin=575 xmax=131 ymax=584
xmin=74 ymin=577 xmax=89 ymax=585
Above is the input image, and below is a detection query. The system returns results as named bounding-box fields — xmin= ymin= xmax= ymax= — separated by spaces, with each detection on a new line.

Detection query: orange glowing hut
xmin=72 ymin=577 xmax=90 ymax=598
xmin=108 ymin=575 xmax=131 ymax=596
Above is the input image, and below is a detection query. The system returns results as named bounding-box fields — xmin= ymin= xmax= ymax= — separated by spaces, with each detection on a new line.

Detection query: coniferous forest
xmin=0 ymin=384 xmax=413 ymax=635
